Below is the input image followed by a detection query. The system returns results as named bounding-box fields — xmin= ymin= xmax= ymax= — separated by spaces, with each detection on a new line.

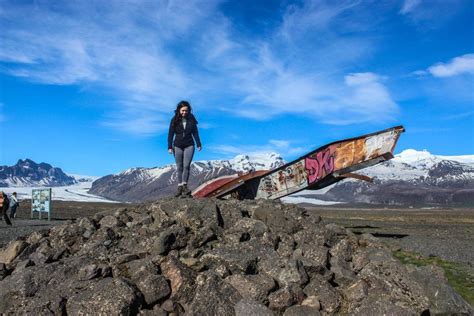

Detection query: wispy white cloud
xmin=442 ymin=110 xmax=474 ymax=121
xmin=280 ymin=0 xmax=361 ymax=40
xmin=335 ymin=72 xmax=398 ymax=124
xmin=200 ymin=1 xmax=397 ymax=123
xmin=0 ymin=1 xmax=214 ymax=135
xmin=208 ymin=145 xmax=245 ymax=156
xmin=198 ymin=122 xmax=215 ymax=130
xmin=268 ymin=139 xmax=308 ymax=156
xmin=0 ymin=0 xmax=399 ymax=136
xmin=410 ymin=70 xmax=428 ymax=77
xmin=209 ymin=138 xmax=310 ymax=159
xmin=102 ymin=107 xmax=169 ymax=137
xmin=269 ymin=139 xmax=290 ymax=148
xmin=428 ymin=54 xmax=474 ymax=78
xmin=399 ymin=0 xmax=465 ymax=27
xmin=400 ymin=0 xmax=422 ymax=15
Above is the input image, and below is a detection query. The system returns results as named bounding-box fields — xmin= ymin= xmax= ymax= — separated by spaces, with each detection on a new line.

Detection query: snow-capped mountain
xmin=353 ymin=149 xmax=474 ymax=183
xmin=0 ymin=159 xmax=77 ymax=187
xmin=299 ymin=149 xmax=474 ymax=206
xmin=89 ymin=153 xmax=286 ymax=202
xmin=0 ymin=160 xmax=115 ymax=202
xmin=229 ymin=153 xmax=285 ymax=172
xmin=393 ymin=149 xmax=474 ymax=167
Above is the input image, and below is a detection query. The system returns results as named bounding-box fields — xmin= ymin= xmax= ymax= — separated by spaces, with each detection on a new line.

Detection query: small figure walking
xmin=9 ymin=192 xmax=19 ymax=219
xmin=168 ymin=100 xmax=202 ymax=197
xmin=0 ymin=191 xmax=12 ymax=226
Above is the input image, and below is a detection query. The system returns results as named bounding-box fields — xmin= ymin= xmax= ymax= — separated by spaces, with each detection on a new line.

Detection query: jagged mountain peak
xmin=229 ymin=152 xmax=285 ymax=172
xmin=15 ymin=159 xmax=60 ymax=172
xmin=0 ymin=159 xmax=76 ymax=187
xmin=17 ymin=158 xmax=34 ymax=164
xmin=16 ymin=158 xmax=40 ymax=167
xmin=428 ymin=160 xmax=473 ymax=178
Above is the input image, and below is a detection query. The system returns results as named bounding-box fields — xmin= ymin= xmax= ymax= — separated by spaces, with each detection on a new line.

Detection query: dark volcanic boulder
xmin=188 ymin=271 xmax=242 ymax=315
xmin=67 ymin=278 xmax=143 ymax=315
xmin=0 ymin=198 xmax=472 ymax=315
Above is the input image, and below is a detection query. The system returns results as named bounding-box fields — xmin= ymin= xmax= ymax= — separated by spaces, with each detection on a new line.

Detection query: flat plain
xmin=305 ymin=205 xmax=474 ymax=265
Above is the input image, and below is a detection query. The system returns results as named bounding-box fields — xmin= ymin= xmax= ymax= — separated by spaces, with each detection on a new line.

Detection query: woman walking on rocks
xmin=168 ymin=100 xmax=202 ymax=197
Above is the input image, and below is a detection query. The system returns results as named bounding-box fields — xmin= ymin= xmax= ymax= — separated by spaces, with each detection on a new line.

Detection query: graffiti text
xmin=305 ymin=147 xmax=335 ymax=184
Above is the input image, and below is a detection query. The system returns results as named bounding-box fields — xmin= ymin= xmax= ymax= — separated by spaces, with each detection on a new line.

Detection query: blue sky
xmin=0 ymin=0 xmax=473 ymax=175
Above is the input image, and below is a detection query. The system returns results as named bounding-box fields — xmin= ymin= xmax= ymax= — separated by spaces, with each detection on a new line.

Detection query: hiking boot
xmin=182 ymin=184 xmax=191 ymax=197
xmin=174 ymin=185 xmax=183 ymax=197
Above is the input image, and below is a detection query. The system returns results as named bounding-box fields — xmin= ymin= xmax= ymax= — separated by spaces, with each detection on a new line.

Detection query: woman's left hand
xmin=197 ymin=146 xmax=202 ymax=151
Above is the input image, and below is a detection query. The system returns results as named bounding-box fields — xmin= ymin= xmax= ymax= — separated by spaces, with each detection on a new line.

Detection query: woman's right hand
xmin=168 ymin=148 xmax=173 ymax=154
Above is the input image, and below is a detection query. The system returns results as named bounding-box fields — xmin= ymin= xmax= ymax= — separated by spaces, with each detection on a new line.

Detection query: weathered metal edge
xmin=265 ymin=125 xmax=405 ymax=177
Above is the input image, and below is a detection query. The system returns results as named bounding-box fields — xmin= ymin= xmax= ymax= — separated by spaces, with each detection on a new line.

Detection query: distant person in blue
xmin=168 ymin=100 xmax=202 ymax=197
xmin=9 ymin=192 xmax=19 ymax=219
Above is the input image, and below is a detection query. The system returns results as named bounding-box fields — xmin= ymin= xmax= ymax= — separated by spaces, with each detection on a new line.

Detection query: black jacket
xmin=0 ymin=193 xmax=9 ymax=212
xmin=168 ymin=115 xmax=202 ymax=149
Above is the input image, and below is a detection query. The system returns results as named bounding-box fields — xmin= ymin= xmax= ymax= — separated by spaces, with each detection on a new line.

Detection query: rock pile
xmin=0 ymin=198 xmax=472 ymax=315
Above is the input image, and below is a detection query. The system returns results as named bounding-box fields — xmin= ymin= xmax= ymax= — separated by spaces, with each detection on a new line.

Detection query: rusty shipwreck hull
xmin=191 ymin=174 xmax=239 ymax=198
xmin=193 ymin=170 xmax=269 ymax=199
xmin=193 ymin=125 xmax=405 ymax=200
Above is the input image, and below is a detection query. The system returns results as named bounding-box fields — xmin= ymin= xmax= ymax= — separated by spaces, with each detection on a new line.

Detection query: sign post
xmin=31 ymin=188 xmax=52 ymax=221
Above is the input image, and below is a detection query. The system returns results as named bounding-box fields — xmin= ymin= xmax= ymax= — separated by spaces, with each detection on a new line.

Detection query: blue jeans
xmin=174 ymin=145 xmax=195 ymax=185
xmin=10 ymin=204 xmax=18 ymax=219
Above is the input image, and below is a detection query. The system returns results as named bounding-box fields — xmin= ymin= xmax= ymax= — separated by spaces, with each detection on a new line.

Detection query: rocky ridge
xmin=0 ymin=198 xmax=471 ymax=315
xmin=0 ymin=159 xmax=76 ymax=187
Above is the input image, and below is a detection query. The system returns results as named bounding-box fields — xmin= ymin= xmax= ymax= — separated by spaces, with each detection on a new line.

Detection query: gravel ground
xmin=0 ymin=219 xmax=65 ymax=248
xmin=0 ymin=200 xmax=131 ymax=248
xmin=306 ymin=206 xmax=474 ymax=266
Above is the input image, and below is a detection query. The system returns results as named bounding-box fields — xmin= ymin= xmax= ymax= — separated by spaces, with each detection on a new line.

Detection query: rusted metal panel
xmin=256 ymin=159 xmax=307 ymax=199
xmin=192 ymin=174 xmax=239 ymax=198
xmin=339 ymin=173 xmax=373 ymax=183
xmin=255 ymin=126 xmax=404 ymax=199
xmin=203 ymin=170 xmax=269 ymax=199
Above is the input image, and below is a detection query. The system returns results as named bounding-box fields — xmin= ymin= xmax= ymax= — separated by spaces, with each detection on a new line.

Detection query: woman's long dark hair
xmin=172 ymin=100 xmax=198 ymax=128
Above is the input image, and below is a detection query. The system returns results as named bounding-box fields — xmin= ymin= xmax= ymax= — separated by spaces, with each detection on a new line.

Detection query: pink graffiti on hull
xmin=305 ymin=147 xmax=335 ymax=184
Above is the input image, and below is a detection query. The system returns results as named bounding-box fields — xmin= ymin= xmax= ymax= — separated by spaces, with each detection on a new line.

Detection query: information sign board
xmin=31 ymin=188 xmax=51 ymax=221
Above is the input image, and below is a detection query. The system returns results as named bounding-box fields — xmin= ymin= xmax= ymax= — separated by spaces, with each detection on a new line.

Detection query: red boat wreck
xmin=192 ymin=126 xmax=405 ymax=200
